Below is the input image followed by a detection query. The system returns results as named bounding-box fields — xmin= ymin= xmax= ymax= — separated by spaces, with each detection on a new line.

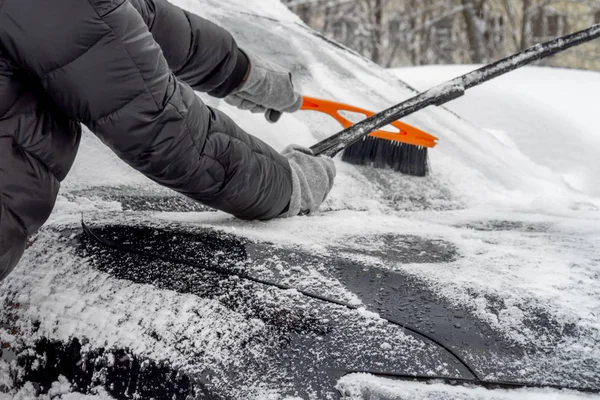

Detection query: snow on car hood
xmin=1 ymin=0 xmax=599 ymax=399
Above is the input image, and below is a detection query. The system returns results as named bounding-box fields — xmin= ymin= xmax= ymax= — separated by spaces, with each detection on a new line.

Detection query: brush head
xmin=341 ymin=136 xmax=430 ymax=177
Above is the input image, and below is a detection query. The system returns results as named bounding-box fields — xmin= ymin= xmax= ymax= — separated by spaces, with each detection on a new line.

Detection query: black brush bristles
xmin=341 ymin=136 xmax=429 ymax=177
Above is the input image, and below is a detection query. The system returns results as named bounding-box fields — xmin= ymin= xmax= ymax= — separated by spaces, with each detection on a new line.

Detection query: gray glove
xmin=225 ymin=52 xmax=302 ymax=115
xmin=278 ymin=145 xmax=336 ymax=218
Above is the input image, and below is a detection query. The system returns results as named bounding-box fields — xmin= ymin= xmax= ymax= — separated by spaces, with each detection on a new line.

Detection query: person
xmin=0 ymin=0 xmax=336 ymax=281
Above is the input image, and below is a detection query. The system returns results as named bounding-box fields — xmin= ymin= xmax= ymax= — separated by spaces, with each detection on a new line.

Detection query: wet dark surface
xmin=75 ymin=226 xmax=330 ymax=336
xmin=69 ymin=224 xmax=474 ymax=398
xmin=66 ymin=187 xmax=214 ymax=212
xmin=77 ymin=225 xmax=498 ymax=358
xmin=3 ymin=338 xmax=208 ymax=400
xmin=330 ymin=262 xmax=525 ymax=362
xmin=73 ymin=223 xmax=530 ymax=396
xmin=5 ymin=221 xmax=595 ymax=398
xmin=457 ymin=220 xmax=552 ymax=233
xmin=467 ymin=289 xmax=579 ymax=352
xmin=332 ymin=233 xmax=459 ymax=263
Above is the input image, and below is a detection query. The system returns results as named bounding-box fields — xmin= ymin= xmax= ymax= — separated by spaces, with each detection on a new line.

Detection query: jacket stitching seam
xmin=10 ymin=136 xmax=62 ymax=184
xmin=146 ymin=0 xmax=157 ymax=30
xmin=204 ymin=131 xmax=292 ymax=202
xmin=175 ymin=12 xmax=197 ymax=76
xmin=175 ymin=112 xmax=227 ymax=195
xmin=0 ymin=193 xmax=27 ymax=236
xmin=100 ymin=0 xmax=126 ymax=18
xmin=216 ymin=132 xmax=292 ymax=172
xmin=86 ymin=0 xmax=160 ymax=111
xmin=0 ymin=196 xmax=28 ymax=236
xmin=43 ymin=34 xmax=105 ymax=78
xmin=166 ymin=84 xmax=228 ymax=192
xmin=95 ymin=88 xmax=147 ymax=123
xmin=0 ymin=140 xmax=36 ymax=233
xmin=170 ymin=97 xmax=226 ymax=179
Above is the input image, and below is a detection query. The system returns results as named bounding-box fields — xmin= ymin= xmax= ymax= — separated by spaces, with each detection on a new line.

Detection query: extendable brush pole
xmin=310 ymin=24 xmax=600 ymax=162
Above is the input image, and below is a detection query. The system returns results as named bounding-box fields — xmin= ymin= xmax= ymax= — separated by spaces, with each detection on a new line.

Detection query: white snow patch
xmin=0 ymin=377 xmax=116 ymax=400
xmin=392 ymin=65 xmax=600 ymax=198
xmin=337 ymin=373 xmax=600 ymax=399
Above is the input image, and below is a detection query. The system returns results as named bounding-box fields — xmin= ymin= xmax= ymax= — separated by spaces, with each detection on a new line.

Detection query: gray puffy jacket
xmin=0 ymin=0 xmax=293 ymax=280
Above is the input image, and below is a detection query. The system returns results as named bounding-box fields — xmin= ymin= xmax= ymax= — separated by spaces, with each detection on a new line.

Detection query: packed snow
xmin=1 ymin=0 xmax=599 ymax=399
xmin=337 ymin=373 xmax=600 ymax=400
xmin=392 ymin=64 xmax=600 ymax=197
xmin=0 ymin=377 xmax=115 ymax=400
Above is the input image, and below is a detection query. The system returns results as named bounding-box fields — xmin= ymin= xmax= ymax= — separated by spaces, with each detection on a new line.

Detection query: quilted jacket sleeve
xmin=128 ymin=0 xmax=249 ymax=98
xmin=0 ymin=50 xmax=80 ymax=281
xmin=0 ymin=0 xmax=292 ymax=220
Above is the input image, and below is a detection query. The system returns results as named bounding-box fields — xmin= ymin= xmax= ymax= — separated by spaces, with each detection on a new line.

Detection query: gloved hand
xmin=225 ymin=52 xmax=302 ymax=117
xmin=278 ymin=145 xmax=336 ymax=217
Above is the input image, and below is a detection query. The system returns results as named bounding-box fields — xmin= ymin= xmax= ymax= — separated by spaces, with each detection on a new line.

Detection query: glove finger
xmin=281 ymin=144 xmax=314 ymax=156
xmin=265 ymin=109 xmax=282 ymax=123
xmin=320 ymin=156 xmax=336 ymax=189
xmin=267 ymin=71 xmax=301 ymax=112
xmin=239 ymin=98 xmax=259 ymax=111
xmin=236 ymin=89 xmax=284 ymax=115
xmin=278 ymin=93 xmax=303 ymax=113
xmin=249 ymin=104 xmax=267 ymax=114
xmin=281 ymin=149 xmax=336 ymax=216
xmin=235 ymin=89 xmax=266 ymax=106
xmin=224 ymin=95 xmax=259 ymax=111
xmin=224 ymin=95 xmax=243 ymax=108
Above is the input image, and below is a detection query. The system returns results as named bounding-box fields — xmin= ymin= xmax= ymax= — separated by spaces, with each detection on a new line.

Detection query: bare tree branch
xmin=282 ymin=0 xmax=600 ymax=70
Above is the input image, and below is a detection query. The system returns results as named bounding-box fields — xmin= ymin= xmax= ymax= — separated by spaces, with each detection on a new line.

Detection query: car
xmin=1 ymin=1 xmax=599 ymax=399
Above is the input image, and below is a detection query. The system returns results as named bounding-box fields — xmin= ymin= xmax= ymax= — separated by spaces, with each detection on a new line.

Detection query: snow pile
xmin=392 ymin=65 xmax=600 ymax=198
xmin=0 ymin=376 xmax=116 ymax=400
xmin=337 ymin=374 xmax=598 ymax=400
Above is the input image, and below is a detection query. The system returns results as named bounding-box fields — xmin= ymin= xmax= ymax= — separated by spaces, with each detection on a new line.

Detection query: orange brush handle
xmin=300 ymin=96 xmax=438 ymax=148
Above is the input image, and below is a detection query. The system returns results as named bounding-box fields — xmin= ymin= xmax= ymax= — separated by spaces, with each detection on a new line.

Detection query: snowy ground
xmin=1 ymin=1 xmax=599 ymax=399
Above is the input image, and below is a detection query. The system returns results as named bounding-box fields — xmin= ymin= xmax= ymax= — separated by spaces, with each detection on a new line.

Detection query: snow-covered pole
xmin=311 ymin=24 xmax=600 ymax=157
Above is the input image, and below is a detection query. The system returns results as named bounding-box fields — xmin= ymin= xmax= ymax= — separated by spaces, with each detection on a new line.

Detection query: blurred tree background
xmin=282 ymin=0 xmax=600 ymax=70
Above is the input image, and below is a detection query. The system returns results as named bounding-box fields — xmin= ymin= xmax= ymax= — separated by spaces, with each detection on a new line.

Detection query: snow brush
xmin=298 ymin=96 xmax=437 ymax=176
xmin=266 ymin=97 xmax=438 ymax=177
xmin=299 ymin=23 xmax=600 ymax=177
